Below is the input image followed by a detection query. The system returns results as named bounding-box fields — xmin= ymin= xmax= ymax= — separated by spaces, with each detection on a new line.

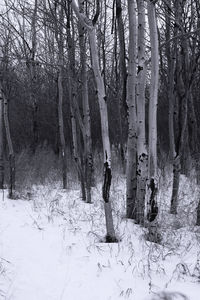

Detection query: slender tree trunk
xmin=146 ymin=0 xmax=160 ymax=242
xmin=116 ymin=0 xmax=127 ymax=172
xmin=88 ymin=28 xmax=116 ymax=240
xmin=165 ymin=0 xmax=176 ymax=162
xmin=30 ymin=0 xmax=38 ymax=152
xmin=67 ymin=6 xmax=86 ymax=201
xmin=1 ymin=86 xmax=15 ymax=198
xmin=101 ymin=0 xmax=107 ymax=88
xmin=77 ymin=125 xmax=87 ymax=201
xmin=188 ymin=90 xmax=198 ymax=156
xmin=164 ymin=0 xmax=180 ymax=214
xmin=147 ymin=0 xmax=159 ymax=181
xmin=0 ymin=90 xmax=4 ymax=189
xmin=116 ymin=0 xmax=127 ymax=112
xmin=170 ymin=1 xmax=189 ymax=214
xmin=56 ymin=2 xmax=67 ymax=189
xmin=168 ymin=64 xmax=176 ymax=161
xmin=170 ymin=77 xmax=180 ymax=214
xmin=67 ymin=48 xmax=87 ymax=200
xmin=0 ymin=24 xmax=15 ymax=196
xmin=126 ymin=0 xmax=137 ymax=219
xmin=171 ymin=156 xmax=181 ymax=214
xmin=78 ymin=0 xmax=94 ymax=201
xmin=170 ymin=54 xmax=188 ymax=214
xmin=57 ymin=65 xmax=67 ymax=189
xmin=69 ymin=86 xmax=86 ymax=201
xmin=71 ymin=0 xmax=117 ymax=241
xmin=113 ymin=28 xmax=125 ymax=173
xmin=135 ymin=0 xmax=148 ymax=225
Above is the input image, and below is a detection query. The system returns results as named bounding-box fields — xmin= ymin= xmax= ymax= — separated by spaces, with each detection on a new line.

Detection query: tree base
xmin=8 ymin=190 xmax=20 ymax=200
xmin=145 ymin=220 xmax=162 ymax=244
xmin=145 ymin=231 xmax=162 ymax=244
xmin=105 ymin=234 xmax=118 ymax=243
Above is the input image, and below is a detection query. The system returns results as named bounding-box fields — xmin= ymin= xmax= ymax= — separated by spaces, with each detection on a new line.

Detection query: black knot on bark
xmin=137 ymin=65 xmax=143 ymax=74
xmin=147 ymin=178 xmax=158 ymax=222
xmin=102 ymin=161 xmax=112 ymax=203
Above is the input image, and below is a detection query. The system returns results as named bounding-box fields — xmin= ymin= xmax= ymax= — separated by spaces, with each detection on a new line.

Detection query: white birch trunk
xmin=78 ymin=0 xmax=94 ymax=202
xmin=147 ymin=1 xmax=159 ymax=180
xmin=71 ymin=0 xmax=117 ymax=241
xmin=126 ymin=0 xmax=137 ymax=219
xmin=146 ymin=1 xmax=160 ymax=242
xmin=89 ymin=28 xmax=116 ymax=240
xmin=136 ymin=0 xmax=148 ymax=225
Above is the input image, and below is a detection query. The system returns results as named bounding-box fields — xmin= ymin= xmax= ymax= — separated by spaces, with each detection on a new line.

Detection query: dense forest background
xmin=0 ymin=0 xmax=200 ymax=237
xmin=0 ymin=2 xmax=199 ymax=158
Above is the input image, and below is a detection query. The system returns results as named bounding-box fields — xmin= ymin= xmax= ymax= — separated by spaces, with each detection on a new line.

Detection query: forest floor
xmin=0 ymin=174 xmax=200 ymax=300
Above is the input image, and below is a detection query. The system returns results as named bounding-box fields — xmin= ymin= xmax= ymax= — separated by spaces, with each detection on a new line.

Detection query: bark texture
xmin=136 ymin=0 xmax=148 ymax=225
xmin=78 ymin=0 xmax=94 ymax=202
xmin=147 ymin=0 xmax=160 ymax=242
xmin=116 ymin=0 xmax=127 ymax=172
xmin=126 ymin=0 xmax=137 ymax=220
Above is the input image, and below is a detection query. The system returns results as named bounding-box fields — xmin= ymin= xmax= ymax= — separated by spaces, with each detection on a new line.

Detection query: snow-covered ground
xmin=0 ymin=175 xmax=200 ymax=300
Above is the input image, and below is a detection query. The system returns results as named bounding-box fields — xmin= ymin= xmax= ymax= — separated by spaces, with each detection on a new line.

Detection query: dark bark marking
xmin=102 ymin=161 xmax=112 ymax=203
xmin=147 ymin=178 xmax=158 ymax=222
xmin=137 ymin=65 xmax=143 ymax=74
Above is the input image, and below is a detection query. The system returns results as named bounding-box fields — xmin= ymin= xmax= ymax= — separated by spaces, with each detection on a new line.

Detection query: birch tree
xmin=126 ymin=0 xmax=137 ymax=220
xmin=135 ymin=0 xmax=148 ymax=225
xmin=66 ymin=4 xmax=87 ymax=201
xmin=71 ymin=0 xmax=117 ymax=242
xmin=116 ymin=0 xmax=127 ymax=172
xmin=78 ymin=0 xmax=94 ymax=202
xmin=146 ymin=0 xmax=160 ymax=241
xmin=54 ymin=0 xmax=67 ymax=189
